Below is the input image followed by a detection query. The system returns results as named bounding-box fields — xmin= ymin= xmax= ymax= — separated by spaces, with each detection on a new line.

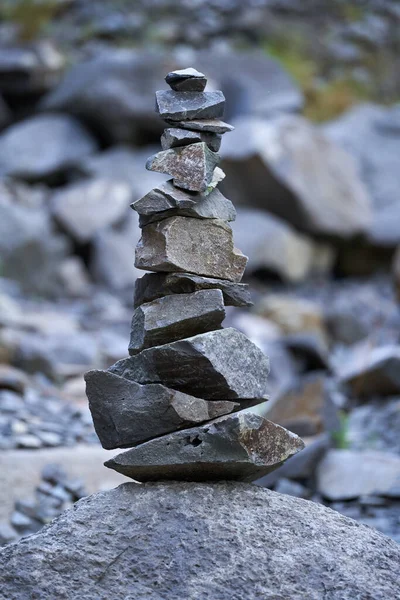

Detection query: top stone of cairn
xmin=165 ymin=68 xmax=207 ymax=92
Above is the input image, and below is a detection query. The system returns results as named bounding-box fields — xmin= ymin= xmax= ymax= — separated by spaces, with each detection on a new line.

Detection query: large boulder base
xmin=1 ymin=482 xmax=399 ymax=600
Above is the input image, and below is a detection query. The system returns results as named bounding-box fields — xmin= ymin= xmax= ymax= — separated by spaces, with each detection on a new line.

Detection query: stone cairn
xmin=85 ymin=68 xmax=304 ymax=482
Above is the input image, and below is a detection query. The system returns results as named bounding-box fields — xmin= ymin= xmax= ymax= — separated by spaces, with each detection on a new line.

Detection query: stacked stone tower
xmin=85 ymin=68 xmax=304 ymax=482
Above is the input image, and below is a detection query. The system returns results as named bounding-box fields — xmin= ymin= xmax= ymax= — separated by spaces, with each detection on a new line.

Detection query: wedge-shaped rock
xmin=134 ymin=272 xmax=253 ymax=308
xmin=85 ymin=369 xmax=238 ymax=449
xmin=155 ymin=91 xmax=225 ymax=122
xmin=146 ymin=142 xmax=219 ymax=193
xmin=165 ymin=118 xmax=234 ymax=133
xmin=165 ymin=68 xmax=207 ymax=92
xmin=105 ymin=410 xmax=304 ymax=482
xmin=135 ymin=216 xmax=247 ymax=282
xmin=110 ymin=328 xmax=269 ymax=400
xmin=132 ymin=181 xmax=236 ymax=226
xmin=161 ymin=128 xmax=221 ymax=152
xmin=129 ymin=289 xmax=225 ymax=354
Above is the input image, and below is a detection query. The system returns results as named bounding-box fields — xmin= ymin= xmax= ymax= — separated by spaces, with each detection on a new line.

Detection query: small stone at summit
xmin=105 ymin=411 xmax=304 ymax=482
xmin=132 ymin=181 xmax=236 ymax=225
xmin=110 ymin=327 xmax=270 ymax=400
xmin=161 ymin=128 xmax=221 ymax=152
xmin=135 ymin=216 xmax=247 ymax=282
xmin=156 ymin=90 xmax=225 ymax=122
xmin=129 ymin=289 xmax=225 ymax=354
xmin=165 ymin=118 xmax=234 ymax=134
xmin=146 ymin=142 xmax=219 ymax=193
xmin=165 ymin=68 xmax=207 ymax=92
xmin=133 ymin=272 xmax=253 ymax=308
xmin=85 ymin=370 xmax=238 ymax=449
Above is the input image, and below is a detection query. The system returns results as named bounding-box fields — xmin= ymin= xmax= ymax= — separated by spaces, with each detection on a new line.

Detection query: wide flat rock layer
xmin=1 ymin=482 xmax=399 ymax=600
xmin=161 ymin=128 xmax=221 ymax=152
xmin=155 ymin=90 xmax=225 ymax=121
xmin=165 ymin=118 xmax=234 ymax=133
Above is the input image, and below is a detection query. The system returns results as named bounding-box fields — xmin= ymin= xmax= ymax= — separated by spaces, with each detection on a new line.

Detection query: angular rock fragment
xmin=85 ymin=370 xmax=237 ymax=449
xmin=165 ymin=68 xmax=207 ymax=92
xmin=110 ymin=328 xmax=270 ymax=400
xmin=129 ymin=289 xmax=225 ymax=354
xmin=105 ymin=411 xmax=304 ymax=481
xmin=133 ymin=272 xmax=252 ymax=308
xmin=156 ymin=91 xmax=225 ymax=122
xmin=161 ymin=128 xmax=221 ymax=152
xmin=135 ymin=216 xmax=247 ymax=282
xmin=132 ymin=180 xmax=236 ymax=226
xmin=166 ymin=118 xmax=234 ymax=133
xmin=337 ymin=345 xmax=400 ymax=396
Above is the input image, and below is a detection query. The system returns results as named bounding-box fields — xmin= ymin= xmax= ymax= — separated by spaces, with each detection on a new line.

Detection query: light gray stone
xmin=106 ymin=411 xmax=304 ymax=482
xmin=146 ymin=142 xmax=219 ymax=192
xmin=85 ymin=369 xmax=237 ymax=450
xmin=161 ymin=127 xmax=221 ymax=152
xmin=129 ymin=289 xmax=225 ymax=354
xmin=166 ymin=118 xmax=234 ymax=133
xmin=165 ymin=67 xmax=207 ymax=91
xmin=155 ymin=90 xmax=225 ymax=121
xmin=337 ymin=344 xmax=400 ymax=396
xmin=135 ymin=216 xmax=247 ymax=282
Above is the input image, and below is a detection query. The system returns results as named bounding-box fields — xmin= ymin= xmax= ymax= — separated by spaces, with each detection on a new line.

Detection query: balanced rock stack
xmin=84 ymin=68 xmax=305 ymax=482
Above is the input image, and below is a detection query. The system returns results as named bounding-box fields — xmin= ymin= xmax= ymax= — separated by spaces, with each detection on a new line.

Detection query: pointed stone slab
xmin=161 ymin=128 xmax=221 ymax=152
xmin=85 ymin=369 xmax=238 ymax=450
xmin=110 ymin=328 xmax=270 ymax=400
xmin=132 ymin=181 xmax=236 ymax=226
xmin=134 ymin=272 xmax=253 ymax=309
xmin=129 ymin=289 xmax=225 ymax=354
xmin=105 ymin=410 xmax=305 ymax=482
xmin=155 ymin=91 xmax=225 ymax=122
xmin=146 ymin=142 xmax=219 ymax=193
xmin=165 ymin=118 xmax=234 ymax=134
xmin=165 ymin=68 xmax=207 ymax=92
xmin=135 ymin=216 xmax=248 ymax=282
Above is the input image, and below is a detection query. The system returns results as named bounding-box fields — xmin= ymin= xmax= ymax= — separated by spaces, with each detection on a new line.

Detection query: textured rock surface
xmin=135 ymin=216 xmax=247 ymax=282
xmin=161 ymin=127 xmax=221 ymax=152
xmin=134 ymin=271 xmax=252 ymax=308
xmin=110 ymin=328 xmax=270 ymax=400
xmin=128 ymin=289 xmax=225 ymax=354
xmin=2 ymin=482 xmax=399 ymax=600
xmin=167 ymin=118 xmax=234 ymax=133
xmin=146 ymin=142 xmax=219 ymax=192
xmin=85 ymin=370 xmax=236 ymax=449
xmin=165 ymin=67 xmax=207 ymax=91
xmin=155 ymin=90 xmax=225 ymax=121
xmin=337 ymin=345 xmax=400 ymax=396
xmin=106 ymin=411 xmax=304 ymax=481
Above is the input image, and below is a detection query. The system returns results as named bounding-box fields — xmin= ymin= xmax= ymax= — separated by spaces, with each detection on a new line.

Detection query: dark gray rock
xmin=129 ymin=289 xmax=225 ymax=354
xmin=0 ymin=115 xmax=97 ymax=182
xmin=155 ymin=90 xmax=225 ymax=121
xmin=146 ymin=142 xmax=219 ymax=193
xmin=133 ymin=271 xmax=252 ymax=308
xmin=166 ymin=118 xmax=234 ymax=133
xmin=110 ymin=327 xmax=270 ymax=400
xmin=1 ymin=482 xmax=399 ymax=600
xmin=132 ymin=180 xmax=236 ymax=225
xmin=85 ymin=369 xmax=237 ymax=450
xmin=165 ymin=68 xmax=207 ymax=92
xmin=337 ymin=345 xmax=400 ymax=396
xmin=161 ymin=127 xmax=221 ymax=152
xmin=135 ymin=216 xmax=247 ymax=282
xmin=106 ymin=411 xmax=304 ymax=482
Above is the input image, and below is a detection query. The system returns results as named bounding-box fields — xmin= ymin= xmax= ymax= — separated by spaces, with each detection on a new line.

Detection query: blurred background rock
xmin=0 ymin=0 xmax=400 ymax=545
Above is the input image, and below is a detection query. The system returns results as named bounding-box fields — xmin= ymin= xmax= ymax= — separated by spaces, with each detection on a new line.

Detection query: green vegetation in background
xmin=332 ymin=411 xmax=349 ymax=450
xmin=0 ymin=0 xmax=60 ymax=42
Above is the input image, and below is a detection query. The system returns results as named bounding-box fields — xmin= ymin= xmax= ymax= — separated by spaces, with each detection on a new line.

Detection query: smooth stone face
xmin=155 ymin=91 xmax=224 ymax=122
xmin=110 ymin=327 xmax=270 ymax=400
xmin=84 ymin=369 xmax=237 ymax=450
xmin=161 ymin=128 xmax=221 ymax=152
xmin=128 ymin=289 xmax=225 ymax=354
xmin=165 ymin=118 xmax=234 ymax=133
xmin=132 ymin=181 xmax=236 ymax=226
xmin=135 ymin=216 xmax=248 ymax=282
xmin=146 ymin=142 xmax=219 ymax=193
xmin=105 ymin=411 xmax=304 ymax=482
xmin=165 ymin=68 xmax=207 ymax=91
xmin=134 ymin=272 xmax=253 ymax=308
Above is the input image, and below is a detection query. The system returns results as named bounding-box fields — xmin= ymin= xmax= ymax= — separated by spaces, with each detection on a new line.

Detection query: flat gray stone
xmin=166 ymin=118 xmax=234 ymax=133
xmin=1 ymin=481 xmax=399 ymax=600
xmin=106 ymin=411 xmax=304 ymax=482
xmin=337 ymin=345 xmax=400 ymax=396
xmin=85 ymin=369 xmax=237 ymax=450
xmin=165 ymin=67 xmax=207 ymax=91
xmin=146 ymin=142 xmax=219 ymax=192
xmin=110 ymin=327 xmax=270 ymax=400
xmin=128 ymin=289 xmax=225 ymax=354
xmin=155 ymin=90 xmax=225 ymax=121
xmin=135 ymin=216 xmax=247 ymax=282
xmin=131 ymin=180 xmax=236 ymax=226
xmin=161 ymin=128 xmax=221 ymax=152
xmin=133 ymin=272 xmax=253 ymax=308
